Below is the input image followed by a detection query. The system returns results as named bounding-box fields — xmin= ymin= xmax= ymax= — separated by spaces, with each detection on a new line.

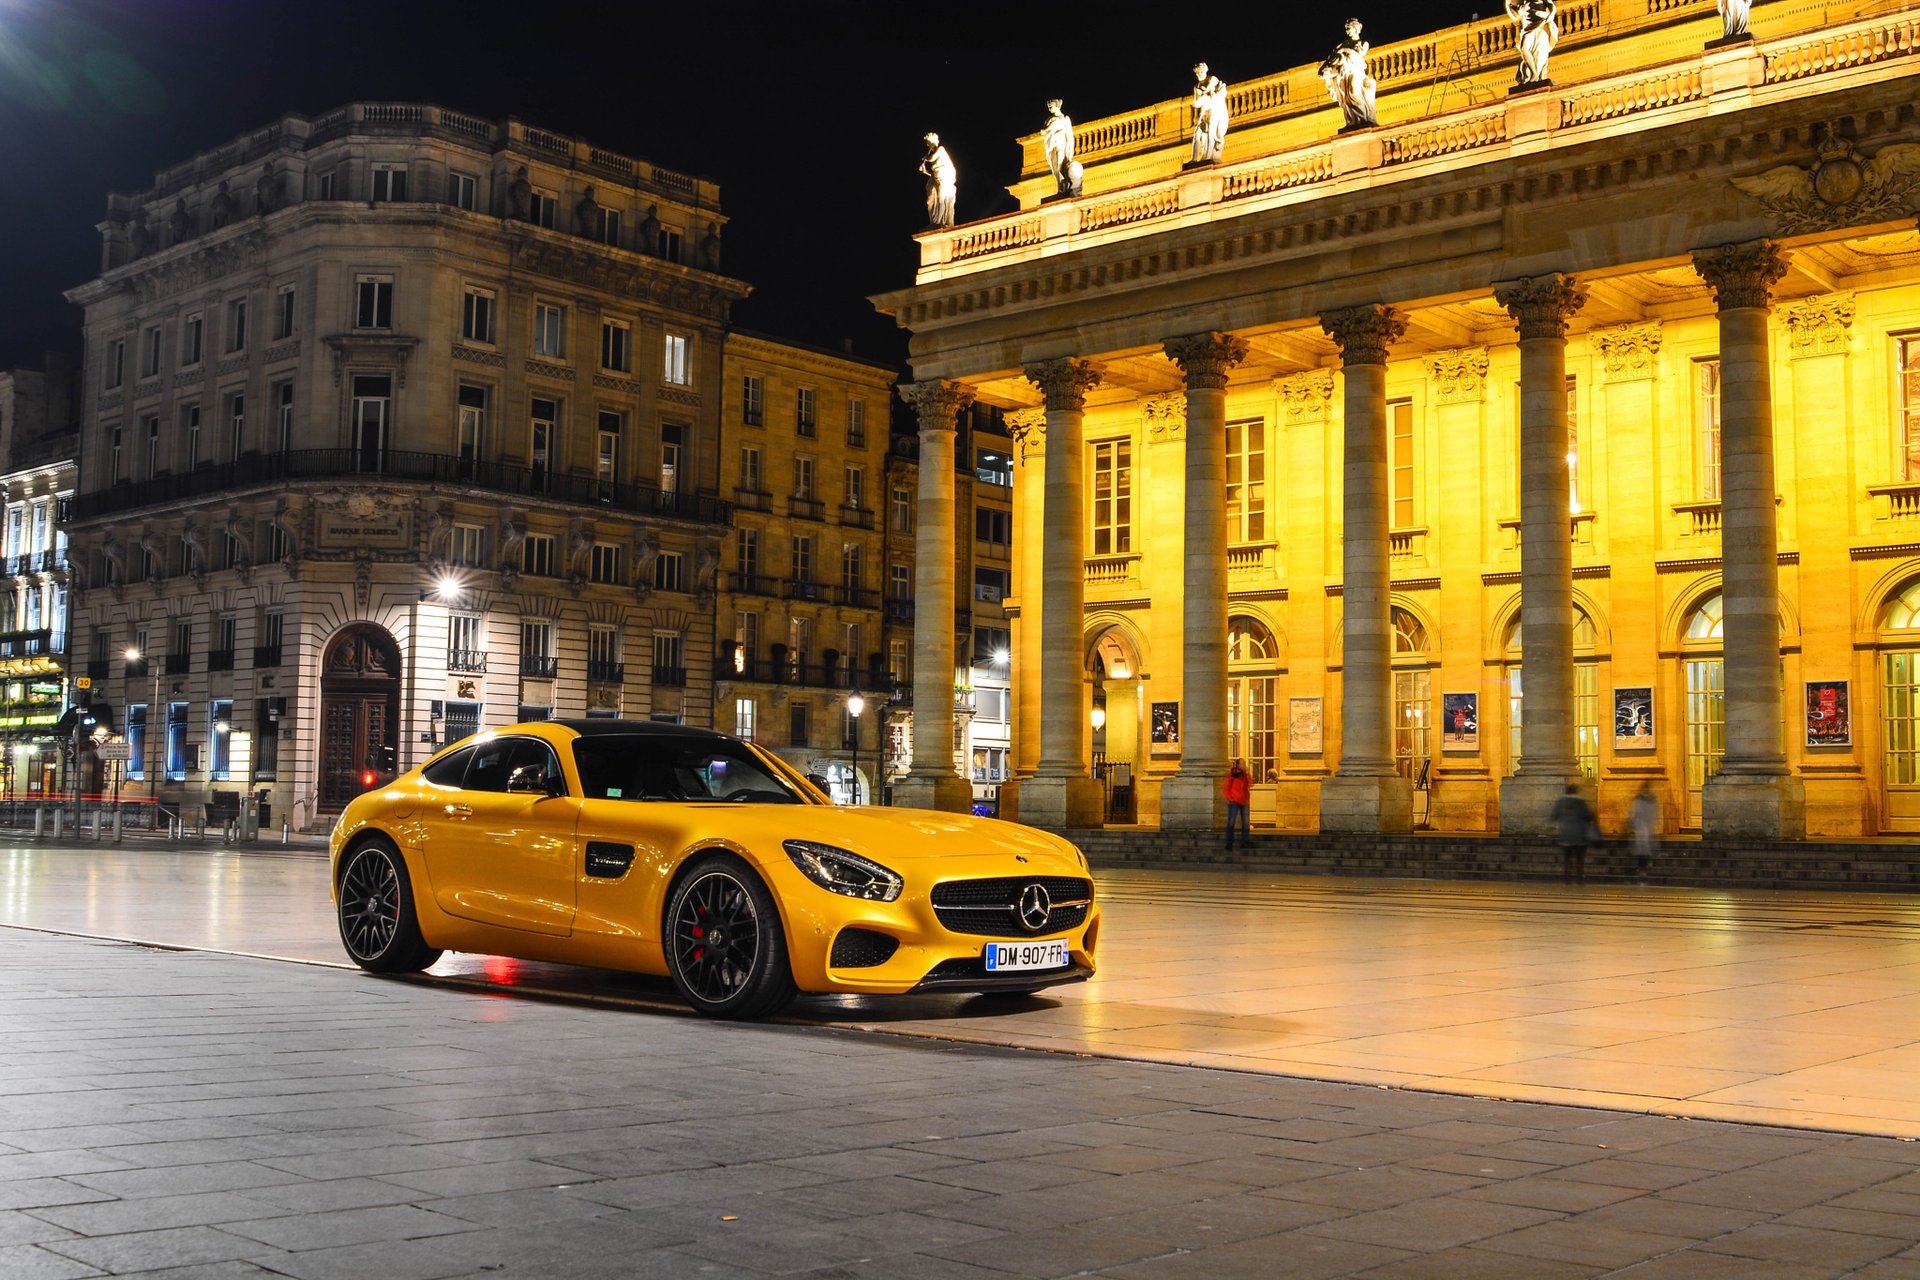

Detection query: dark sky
xmin=0 ymin=0 xmax=1444 ymax=373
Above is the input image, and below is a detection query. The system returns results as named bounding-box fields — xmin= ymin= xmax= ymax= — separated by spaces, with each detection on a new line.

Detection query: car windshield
xmin=571 ymin=735 xmax=806 ymax=804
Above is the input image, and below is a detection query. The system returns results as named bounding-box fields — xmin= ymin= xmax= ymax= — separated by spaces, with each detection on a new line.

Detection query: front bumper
xmin=911 ymin=959 xmax=1095 ymax=993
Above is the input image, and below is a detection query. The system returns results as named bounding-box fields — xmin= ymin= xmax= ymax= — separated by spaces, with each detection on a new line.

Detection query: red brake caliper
xmin=691 ymin=902 xmax=707 ymax=962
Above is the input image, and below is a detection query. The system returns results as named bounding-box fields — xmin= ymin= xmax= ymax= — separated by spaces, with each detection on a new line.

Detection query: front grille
xmin=929 ymin=876 xmax=1092 ymax=937
xmin=924 ymin=957 xmax=987 ymax=982
xmin=830 ymin=928 xmax=899 ymax=969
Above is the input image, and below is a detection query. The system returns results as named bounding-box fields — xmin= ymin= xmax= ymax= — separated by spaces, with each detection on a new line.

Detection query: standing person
xmin=1629 ymin=782 xmax=1659 ymax=881
xmin=1550 ymin=782 xmax=1593 ymax=886
xmin=1223 ymin=758 xmax=1251 ymax=851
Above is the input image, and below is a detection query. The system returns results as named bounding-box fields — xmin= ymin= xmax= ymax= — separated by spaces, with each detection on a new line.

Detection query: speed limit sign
xmin=76 ymin=676 xmax=92 ymax=690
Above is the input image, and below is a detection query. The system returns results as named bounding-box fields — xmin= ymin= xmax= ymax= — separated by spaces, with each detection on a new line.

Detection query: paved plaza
xmin=2 ymin=843 xmax=1920 ymax=1275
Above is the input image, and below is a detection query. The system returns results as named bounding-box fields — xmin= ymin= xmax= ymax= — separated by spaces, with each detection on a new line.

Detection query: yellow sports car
xmin=329 ymin=720 xmax=1099 ymax=1018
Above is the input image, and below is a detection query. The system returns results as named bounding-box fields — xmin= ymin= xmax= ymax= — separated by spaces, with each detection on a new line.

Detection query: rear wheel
xmin=665 ymin=854 xmax=795 ymax=1019
xmin=337 ymin=837 xmax=441 ymax=974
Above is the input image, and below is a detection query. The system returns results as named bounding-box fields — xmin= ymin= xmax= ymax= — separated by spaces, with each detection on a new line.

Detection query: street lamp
xmin=125 ymin=645 xmax=161 ymax=805
xmin=846 ymin=691 xmax=866 ymax=805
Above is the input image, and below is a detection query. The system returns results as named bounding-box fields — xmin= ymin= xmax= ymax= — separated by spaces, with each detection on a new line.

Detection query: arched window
xmin=1390 ymin=607 xmax=1431 ymax=783
xmin=1681 ymin=591 xmax=1725 ymax=828
xmin=1227 ymin=614 xmax=1279 ymax=780
xmin=1504 ymin=606 xmax=1600 ymax=779
xmin=1881 ymin=581 xmax=1920 ymax=828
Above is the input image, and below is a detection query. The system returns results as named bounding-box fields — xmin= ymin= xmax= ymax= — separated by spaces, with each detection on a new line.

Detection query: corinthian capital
xmin=1493 ymin=273 xmax=1587 ymax=341
xmin=1691 ymin=239 xmax=1787 ymax=311
xmin=1023 ymin=358 xmax=1104 ymax=412
xmin=1007 ymin=407 xmax=1047 ymax=462
xmin=898 ymin=380 xmax=975 ymax=433
xmin=1320 ymin=305 xmax=1406 ymax=366
xmin=1162 ymin=332 xmax=1249 ymax=391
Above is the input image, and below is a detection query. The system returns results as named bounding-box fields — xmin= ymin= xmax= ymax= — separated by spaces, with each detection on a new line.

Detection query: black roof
xmin=549 ymin=719 xmax=730 ymax=740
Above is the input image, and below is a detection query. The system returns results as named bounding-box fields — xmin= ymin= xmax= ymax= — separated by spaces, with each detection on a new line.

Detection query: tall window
xmin=601 ymin=319 xmax=632 ymax=373
xmin=1391 ymin=607 xmax=1431 ymax=785
xmin=275 ymin=382 xmax=294 ymax=453
xmin=226 ymin=393 xmax=244 ymax=458
xmin=588 ymin=626 xmax=620 ymax=683
xmin=450 ymin=524 xmax=487 ymax=568
xmin=1900 ymin=336 xmax=1920 ymax=481
xmin=448 ymin=612 xmax=484 ymax=668
xmin=890 ymin=563 xmax=910 ymax=599
xmin=1505 ymin=607 xmax=1600 ymax=781
xmin=183 ymin=404 xmax=201 ymax=469
xmin=591 ymin=543 xmax=623 ymax=584
xmin=1225 ymin=417 xmax=1267 ymax=542
xmin=529 ymin=398 xmax=557 ymax=490
xmin=533 ymin=302 xmax=567 ymax=358
xmin=892 ymin=487 xmax=912 ymax=532
xmin=1697 ymin=359 xmax=1722 ymax=500
xmin=529 ymin=189 xmax=557 ymax=229
xmin=1091 ymin=439 xmax=1132 ymax=555
xmin=661 ymin=424 xmax=683 ymax=495
xmin=791 ymin=534 xmax=814 ymax=583
xmin=841 ymin=543 xmax=863 ymax=591
xmin=166 ymin=701 xmax=189 ymax=781
xmin=1389 ymin=398 xmax=1414 ymax=527
xmin=735 ymin=610 xmax=760 ymax=670
xmin=274 ymin=285 xmax=296 ymax=340
xmin=523 ymin=533 xmax=556 ymax=576
xmin=795 ymin=386 xmax=816 ymax=437
xmin=976 ymin=506 xmax=1011 ymax=554
xmin=105 ymin=337 xmax=125 ymax=389
xmin=210 ymin=699 xmax=234 ymax=780
xmin=1227 ymin=616 xmax=1280 ymax=781
xmin=462 ymin=287 xmax=495 ymax=344
xmin=1683 ymin=592 xmax=1726 ymax=828
xmin=596 ymin=411 xmax=621 ymax=498
xmin=350 ymin=375 xmax=390 ymax=472
xmin=794 ymin=456 xmax=815 ymax=501
xmin=1565 ymin=378 xmax=1585 ymax=514
xmin=597 ymin=206 xmax=622 ymax=246
xmin=181 ymin=313 xmax=202 ymax=367
xmin=354 ymin=275 xmax=394 ymax=329
xmin=457 ymin=385 xmax=486 ymax=474
xmin=521 ymin=619 xmax=553 ymax=667
xmin=127 ymin=705 xmax=147 ymax=780
xmin=736 ymin=528 xmax=760 ymax=580
xmin=143 ymin=415 xmax=160 ymax=479
xmin=740 ymin=445 xmax=763 ymax=493
xmin=370 ymin=164 xmax=408 ymax=202
xmin=663 ymin=333 xmax=691 ymax=385
xmin=226 ymin=297 xmax=248 ymax=353
xmin=742 ymin=375 xmax=764 ymax=426
xmin=654 ymin=551 xmax=685 ymax=592
xmin=449 ymin=172 xmax=477 ymax=212
xmin=736 ymin=698 xmax=757 ymax=740
xmin=654 ymin=632 xmax=684 ymax=683
xmin=847 ymin=398 xmax=867 ymax=447
xmin=844 ymin=464 xmax=865 ymax=511
xmin=140 ymin=325 xmax=162 ymax=379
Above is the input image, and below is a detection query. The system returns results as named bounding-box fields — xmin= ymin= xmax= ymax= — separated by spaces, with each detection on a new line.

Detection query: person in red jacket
xmin=1223 ymin=758 xmax=1252 ymax=851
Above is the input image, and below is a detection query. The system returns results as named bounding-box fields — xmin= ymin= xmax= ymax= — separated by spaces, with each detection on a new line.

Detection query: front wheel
xmin=665 ymin=854 xmax=795 ymax=1019
xmin=337 ymin=838 xmax=442 ymax=974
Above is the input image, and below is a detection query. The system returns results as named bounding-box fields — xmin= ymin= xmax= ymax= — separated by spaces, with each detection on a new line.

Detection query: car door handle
xmin=444 ymin=803 xmax=473 ymax=820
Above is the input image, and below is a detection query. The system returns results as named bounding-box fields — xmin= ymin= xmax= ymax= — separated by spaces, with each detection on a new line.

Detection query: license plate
xmin=983 ymin=938 xmax=1070 ymax=972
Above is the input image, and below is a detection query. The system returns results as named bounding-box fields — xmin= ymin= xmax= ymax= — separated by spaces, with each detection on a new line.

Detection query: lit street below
xmin=6 ymin=843 xmax=1920 ymax=1137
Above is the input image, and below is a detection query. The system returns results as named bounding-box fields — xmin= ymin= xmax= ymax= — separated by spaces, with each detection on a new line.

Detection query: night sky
xmin=0 ymin=0 xmax=1445 ymax=374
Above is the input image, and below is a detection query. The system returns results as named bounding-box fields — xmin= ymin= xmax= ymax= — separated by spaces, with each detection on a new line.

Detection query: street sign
xmin=97 ymin=742 xmax=131 ymax=761
xmin=76 ymin=677 xmax=91 ymax=690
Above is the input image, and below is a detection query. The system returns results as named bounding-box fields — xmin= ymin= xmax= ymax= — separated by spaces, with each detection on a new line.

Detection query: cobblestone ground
xmin=5 ymin=928 xmax=1920 ymax=1279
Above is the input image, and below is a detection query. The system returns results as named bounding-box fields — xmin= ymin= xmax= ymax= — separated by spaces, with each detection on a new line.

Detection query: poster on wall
xmin=1441 ymin=692 xmax=1478 ymax=749
xmin=1806 ymin=680 xmax=1851 ymax=747
xmin=1613 ymin=687 xmax=1654 ymax=748
xmin=1287 ymin=697 xmax=1322 ymax=754
xmin=1150 ymin=701 xmax=1181 ymax=756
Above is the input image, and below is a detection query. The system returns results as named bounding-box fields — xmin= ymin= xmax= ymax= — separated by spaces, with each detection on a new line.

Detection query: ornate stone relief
xmin=1781 ymin=294 xmax=1855 ymax=358
xmin=1006 ymin=407 xmax=1046 ymax=461
xmin=1692 ymin=239 xmax=1786 ymax=310
xmin=1424 ymin=349 xmax=1489 ymax=403
xmin=1274 ymin=370 xmax=1334 ymax=420
xmin=1142 ymin=393 xmax=1188 ymax=441
xmin=1731 ymin=135 xmax=1920 ymax=236
xmin=1494 ymin=273 xmax=1586 ymax=340
xmin=452 ymin=343 xmax=506 ymax=368
xmin=1592 ymin=323 xmax=1663 ymax=382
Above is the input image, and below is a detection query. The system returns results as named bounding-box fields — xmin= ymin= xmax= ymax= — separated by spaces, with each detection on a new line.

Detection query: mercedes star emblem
xmin=1017 ymin=882 xmax=1052 ymax=932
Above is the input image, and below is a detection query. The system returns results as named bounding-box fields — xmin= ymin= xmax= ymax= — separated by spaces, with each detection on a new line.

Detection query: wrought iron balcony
xmin=787 ymin=579 xmax=830 ymax=603
xmin=652 ymin=665 xmax=688 ymax=687
xmin=207 ymin=649 xmax=235 ymax=672
xmin=164 ymin=652 xmax=191 ymax=675
xmin=125 ymin=656 xmax=150 ymax=679
xmin=86 ymin=660 xmax=109 ymax=681
xmin=715 ymin=656 xmax=864 ymax=690
xmin=886 ymin=598 xmax=915 ymax=622
xmin=0 ymin=630 xmax=54 ymax=659
xmin=448 ymin=649 xmax=488 ymax=673
xmin=730 ymin=572 xmax=782 ymax=598
xmin=587 ymin=659 xmax=624 ymax=683
xmin=838 ymin=505 xmax=875 ymax=529
xmin=70 ymin=448 xmax=733 ymax=527
xmin=788 ymin=496 xmax=824 ymax=521
xmin=520 ymin=654 xmax=558 ymax=679
xmin=252 ymin=645 xmax=283 ymax=668
xmin=837 ymin=586 xmax=878 ymax=609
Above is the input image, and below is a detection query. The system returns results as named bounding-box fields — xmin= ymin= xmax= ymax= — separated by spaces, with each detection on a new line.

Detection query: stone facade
xmin=875 ymin=2 xmax=1920 ymax=838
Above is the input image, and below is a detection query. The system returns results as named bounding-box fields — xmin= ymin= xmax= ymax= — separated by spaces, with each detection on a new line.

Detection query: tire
xmin=664 ymin=853 xmax=796 ymax=1019
xmin=337 ymin=837 xmax=442 ymax=974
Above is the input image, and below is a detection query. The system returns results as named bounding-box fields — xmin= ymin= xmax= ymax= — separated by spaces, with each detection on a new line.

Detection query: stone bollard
xmin=90 ymin=810 xmax=101 ymax=839
xmin=282 ymin=820 xmax=290 ymax=845
xmin=112 ymin=807 xmax=123 ymax=843
xmin=51 ymin=808 xmax=62 ymax=839
xmin=32 ymin=806 xmax=43 ymax=839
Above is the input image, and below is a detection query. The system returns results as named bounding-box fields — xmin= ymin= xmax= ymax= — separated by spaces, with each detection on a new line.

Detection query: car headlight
xmin=783 ymin=840 xmax=903 ymax=902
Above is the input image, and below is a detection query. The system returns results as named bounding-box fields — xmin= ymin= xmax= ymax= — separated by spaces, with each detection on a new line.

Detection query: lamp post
xmin=846 ymin=691 xmax=866 ymax=805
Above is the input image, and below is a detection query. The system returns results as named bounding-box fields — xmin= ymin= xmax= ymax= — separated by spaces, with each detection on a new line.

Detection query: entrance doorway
xmin=1681 ymin=593 xmax=1725 ymax=828
xmin=320 ymin=623 xmax=401 ymax=809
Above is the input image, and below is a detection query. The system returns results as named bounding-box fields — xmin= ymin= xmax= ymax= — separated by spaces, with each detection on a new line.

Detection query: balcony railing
xmin=731 ymin=572 xmax=782 ymax=598
xmin=86 ymin=660 xmax=109 ymax=681
xmin=788 ymin=496 xmax=824 ymax=521
xmin=207 ymin=649 xmax=235 ymax=672
xmin=587 ymin=659 xmax=624 ymax=683
xmin=447 ymin=648 xmax=488 ymax=673
xmin=838 ymin=505 xmax=875 ymax=529
xmin=520 ymin=654 xmax=558 ymax=679
xmin=653 ymin=665 xmax=688 ymax=687
xmin=717 ymin=657 xmax=865 ymax=690
xmin=787 ymin=579 xmax=830 ymax=603
xmin=886 ymin=598 xmax=915 ymax=622
xmin=733 ymin=488 xmax=771 ymax=512
xmin=165 ymin=653 xmax=191 ymax=675
xmin=125 ymin=656 xmax=150 ymax=679
xmin=837 ymin=586 xmax=878 ymax=609
xmin=5 ymin=551 xmax=65 ymax=576
xmin=0 ymin=630 xmax=54 ymax=659
xmin=71 ymin=448 xmax=733 ymax=527
xmin=252 ymin=645 xmax=282 ymax=668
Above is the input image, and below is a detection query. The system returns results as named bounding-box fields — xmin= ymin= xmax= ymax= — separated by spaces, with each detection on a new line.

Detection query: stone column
xmin=1494 ymin=273 xmax=1587 ymax=835
xmin=894 ymin=380 xmax=974 ymax=813
xmin=1318 ymin=305 xmax=1413 ymax=833
xmin=1693 ymin=240 xmax=1805 ymax=838
xmin=1016 ymin=358 xmax=1106 ymax=828
xmin=1161 ymin=332 xmax=1250 ymax=830
xmin=1006 ymin=409 xmax=1046 ymax=783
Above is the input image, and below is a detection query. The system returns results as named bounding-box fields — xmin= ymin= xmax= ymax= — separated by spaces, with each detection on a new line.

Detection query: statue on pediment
xmin=920 ymin=132 xmax=957 ymax=228
xmin=210 ymin=181 xmax=234 ymax=229
xmin=1043 ymin=100 xmax=1083 ymax=197
xmin=1319 ymin=19 xmax=1377 ymax=129
xmin=1717 ymin=0 xmax=1750 ymax=39
xmin=1507 ymin=0 xmax=1559 ymax=89
xmin=1191 ymin=62 xmax=1228 ymax=164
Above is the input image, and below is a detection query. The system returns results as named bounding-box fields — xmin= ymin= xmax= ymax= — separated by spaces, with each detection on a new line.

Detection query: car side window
xmin=420 ymin=747 xmax=474 ymax=788
xmin=462 ymin=737 xmax=563 ymax=795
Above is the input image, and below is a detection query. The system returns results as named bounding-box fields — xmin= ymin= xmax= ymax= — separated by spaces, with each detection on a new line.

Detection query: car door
xmin=423 ymin=734 xmax=579 ymax=936
xmin=568 ymin=734 xmax=698 ymax=945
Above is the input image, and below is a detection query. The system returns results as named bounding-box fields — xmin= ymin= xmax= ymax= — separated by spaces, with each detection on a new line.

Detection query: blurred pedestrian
xmin=1550 ymin=782 xmax=1593 ymax=886
xmin=1629 ymin=782 xmax=1659 ymax=882
xmin=1223 ymin=759 xmax=1251 ymax=851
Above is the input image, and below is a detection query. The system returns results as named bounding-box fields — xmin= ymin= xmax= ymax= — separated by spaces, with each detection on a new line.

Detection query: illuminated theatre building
xmin=64 ymin=106 xmax=743 ymax=830
xmin=876 ymin=2 xmax=1920 ymax=838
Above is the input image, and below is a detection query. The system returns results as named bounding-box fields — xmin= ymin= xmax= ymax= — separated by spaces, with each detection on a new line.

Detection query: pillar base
xmin=1499 ymin=772 xmax=1585 ymax=837
xmin=890 ymin=774 xmax=974 ymax=815
xmin=1160 ymin=774 xmax=1225 ymax=830
xmin=1011 ymin=775 xmax=1106 ymax=829
xmin=1319 ymin=772 xmax=1413 ymax=834
xmin=1703 ymin=772 xmax=1805 ymax=840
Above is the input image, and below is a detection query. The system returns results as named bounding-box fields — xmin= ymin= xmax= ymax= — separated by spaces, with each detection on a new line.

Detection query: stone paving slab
xmin=4 ymin=929 xmax=1920 ymax=1277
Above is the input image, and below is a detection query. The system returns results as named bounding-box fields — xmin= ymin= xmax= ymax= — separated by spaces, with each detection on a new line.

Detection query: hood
xmin=798 ymin=806 xmax=1087 ymax=874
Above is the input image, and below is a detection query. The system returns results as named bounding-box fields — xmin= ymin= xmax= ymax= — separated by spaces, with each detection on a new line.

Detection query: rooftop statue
xmin=1318 ymin=19 xmax=1377 ymax=130
xmin=1717 ymin=0 xmax=1751 ymax=39
xmin=1043 ymin=99 xmax=1084 ymax=197
xmin=1507 ymin=0 xmax=1560 ymax=88
xmin=1191 ymin=62 xmax=1229 ymax=164
xmin=920 ymin=132 xmax=957 ymax=228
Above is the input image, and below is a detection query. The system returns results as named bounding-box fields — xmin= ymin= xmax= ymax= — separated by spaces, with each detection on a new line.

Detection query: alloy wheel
xmin=671 ymin=871 xmax=762 ymax=1004
xmin=340 ymin=847 xmax=401 ymax=962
